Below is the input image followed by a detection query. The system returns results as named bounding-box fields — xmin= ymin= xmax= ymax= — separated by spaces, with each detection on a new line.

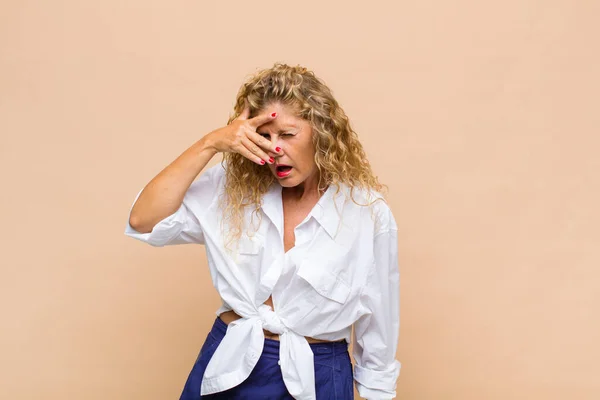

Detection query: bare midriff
xmin=219 ymin=296 xmax=334 ymax=344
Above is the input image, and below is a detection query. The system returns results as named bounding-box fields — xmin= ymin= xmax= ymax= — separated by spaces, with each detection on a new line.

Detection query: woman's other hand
xmin=206 ymin=99 xmax=281 ymax=165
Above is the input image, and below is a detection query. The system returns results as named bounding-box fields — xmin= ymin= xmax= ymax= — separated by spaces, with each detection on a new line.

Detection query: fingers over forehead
xmin=248 ymin=109 xmax=276 ymax=128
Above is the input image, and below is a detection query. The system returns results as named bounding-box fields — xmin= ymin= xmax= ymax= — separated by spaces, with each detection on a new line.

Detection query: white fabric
xmin=124 ymin=163 xmax=401 ymax=399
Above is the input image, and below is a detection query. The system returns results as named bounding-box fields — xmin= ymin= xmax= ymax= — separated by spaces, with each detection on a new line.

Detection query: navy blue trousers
xmin=179 ymin=316 xmax=354 ymax=399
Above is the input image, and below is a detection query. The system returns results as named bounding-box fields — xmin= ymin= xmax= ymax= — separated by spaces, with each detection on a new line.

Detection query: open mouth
xmin=276 ymin=165 xmax=292 ymax=173
xmin=276 ymin=165 xmax=293 ymax=177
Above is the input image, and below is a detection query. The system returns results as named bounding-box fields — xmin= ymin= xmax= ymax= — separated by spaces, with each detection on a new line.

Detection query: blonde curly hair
xmin=217 ymin=62 xmax=389 ymax=254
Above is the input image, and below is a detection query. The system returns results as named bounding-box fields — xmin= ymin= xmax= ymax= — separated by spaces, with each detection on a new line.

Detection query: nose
xmin=269 ymin=149 xmax=283 ymax=159
xmin=267 ymin=139 xmax=283 ymax=158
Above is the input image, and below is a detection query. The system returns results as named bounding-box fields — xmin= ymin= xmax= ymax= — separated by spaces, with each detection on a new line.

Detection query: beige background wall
xmin=1 ymin=0 xmax=598 ymax=399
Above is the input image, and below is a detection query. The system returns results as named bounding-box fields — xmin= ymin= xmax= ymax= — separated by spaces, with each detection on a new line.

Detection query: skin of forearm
xmin=128 ymin=135 xmax=219 ymax=234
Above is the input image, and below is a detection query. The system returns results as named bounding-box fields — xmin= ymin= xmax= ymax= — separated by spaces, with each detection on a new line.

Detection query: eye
xmin=281 ymin=133 xmax=293 ymax=136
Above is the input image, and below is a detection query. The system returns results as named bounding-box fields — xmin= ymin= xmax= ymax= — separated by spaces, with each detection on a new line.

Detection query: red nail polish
xmin=269 ymin=157 xmax=274 ymax=163
xmin=275 ymin=147 xmax=281 ymax=152
xmin=260 ymin=160 xmax=265 ymax=165
xmin=271 ymin=112 xmax=277 ymax=117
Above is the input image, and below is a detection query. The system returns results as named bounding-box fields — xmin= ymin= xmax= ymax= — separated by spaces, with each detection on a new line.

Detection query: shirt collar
xmin=261 ymin=181 xmax=349 ymax=240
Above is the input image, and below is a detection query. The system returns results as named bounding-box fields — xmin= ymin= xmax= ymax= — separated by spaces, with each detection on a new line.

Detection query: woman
xmin=125 ymin=63 xmax=401 ymax=399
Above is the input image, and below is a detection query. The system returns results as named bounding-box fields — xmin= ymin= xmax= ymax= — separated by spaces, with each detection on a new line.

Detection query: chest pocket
xmin=296 ymin=258 xmax=351 ymax=304
xmin=234 ymin=233 xmax=263 ymax=266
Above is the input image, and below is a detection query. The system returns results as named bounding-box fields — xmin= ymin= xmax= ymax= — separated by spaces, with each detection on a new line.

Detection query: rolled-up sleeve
xmin=124 ymin=164 xmax=223 ymax=247
xmin=352 ymin=227 xmax=401 ymax=399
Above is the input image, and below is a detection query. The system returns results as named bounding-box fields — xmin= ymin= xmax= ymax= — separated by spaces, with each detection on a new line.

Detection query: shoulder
xmin=205 ymin=162 xmax=227 ymax=182
xmin=191 ymin=162 xmax=227 ymax=190
xmin=184 ymin=162 xmax=227 ymax=208
xmin=344 ymin=185 xmax=397 ymax=234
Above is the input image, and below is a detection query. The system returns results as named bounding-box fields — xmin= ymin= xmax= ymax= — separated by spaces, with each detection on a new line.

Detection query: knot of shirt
xmin=257 ymin=303 xmax=288 ymax=335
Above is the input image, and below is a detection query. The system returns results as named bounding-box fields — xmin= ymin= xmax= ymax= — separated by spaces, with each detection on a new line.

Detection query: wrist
xmin=196 ymin=134 xmax=219 ymax=156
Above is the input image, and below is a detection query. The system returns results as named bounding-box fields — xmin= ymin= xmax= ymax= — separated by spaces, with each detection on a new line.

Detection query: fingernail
xmin=260 ymin=160 xmax=265 ymax=165
xmin=275 ymin=147 xmax=281 ymax=152
xmin=269 ymin=157 xmax=274 ymax=163
xmin=271 ymin=112 xmax=277 ymax=117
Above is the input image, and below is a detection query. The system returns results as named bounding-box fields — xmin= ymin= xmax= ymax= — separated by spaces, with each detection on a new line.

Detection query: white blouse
xmin=124 ymin=163 xmax=401 ymax=400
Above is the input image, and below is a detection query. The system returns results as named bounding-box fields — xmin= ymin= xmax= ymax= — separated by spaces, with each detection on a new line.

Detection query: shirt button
xmin=277 ymin=359 xmax=281 ymax=366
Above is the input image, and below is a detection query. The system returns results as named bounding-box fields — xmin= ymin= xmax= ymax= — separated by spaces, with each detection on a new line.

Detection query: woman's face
xmin=256 ymin=102 xmax=318 ymax=188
